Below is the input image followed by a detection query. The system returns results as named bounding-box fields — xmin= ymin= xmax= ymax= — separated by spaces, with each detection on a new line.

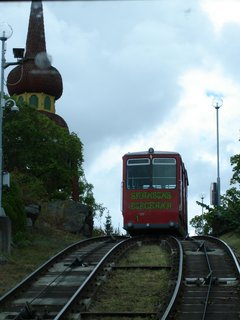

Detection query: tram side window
xmin=127 ymin=158 xmax=150 ymax=189
xmin=153 ymin=158 xmax=176 ymax=189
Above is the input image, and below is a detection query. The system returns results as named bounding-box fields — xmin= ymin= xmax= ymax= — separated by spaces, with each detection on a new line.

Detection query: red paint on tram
xmin=122 ymin=148 xmax=188 ymax=236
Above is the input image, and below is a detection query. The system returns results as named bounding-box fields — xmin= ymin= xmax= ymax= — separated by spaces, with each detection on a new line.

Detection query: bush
xmin=2 ymin=180 xmax=26 ymax=235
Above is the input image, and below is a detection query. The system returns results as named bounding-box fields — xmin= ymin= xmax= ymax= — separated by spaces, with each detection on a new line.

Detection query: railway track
xmin=77 ymin=236 xmax=180 ymax=319
xmin=0 ymin=235 xmax=131 ymax=320
xmin=1 ymin=235 xmax=239 ymax=320
xmin=0 ymin=236 xmax=177 ymax=320
xmin=164 ymin=235 xmax=240 ymax=320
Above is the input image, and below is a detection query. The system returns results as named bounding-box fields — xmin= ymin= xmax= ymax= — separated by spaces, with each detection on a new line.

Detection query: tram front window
xmin=153 ymin=158 xmax=176 ymax=189
xmin=127 ymin=158 xmax=150 ymax=189
xmin=126 ymin=157 xmax=177 ymax=190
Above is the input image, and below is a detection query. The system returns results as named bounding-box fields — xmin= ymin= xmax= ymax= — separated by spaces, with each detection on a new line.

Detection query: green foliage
xmin=230 ymin=154 xmax=240 ymax=184
xmin=3 ymin=103 xmax=83 ymax=199
xmin=92 ymin=227 xmax=105 ymax=237
xmin=2 ymin=181 xmax=26 ymax=234
xmin=190 ymin=153 xmax=240 ymax=235
xmin=190 ymin=202 xmax=215 ymax=235
xmin=79 ymin=173 xmax=107 ymax=219
xmin=104 ymin=213 xmax=113 ymax=235
xmin=12 ymin=231 xmax=32 ymax=247
xmin=11 ymin=170 xmax=48 ymax=204
xmin=219 ymin=187 xmax=240 ymax=232
xmin=2 ymin=99 xmax=106 ymax=236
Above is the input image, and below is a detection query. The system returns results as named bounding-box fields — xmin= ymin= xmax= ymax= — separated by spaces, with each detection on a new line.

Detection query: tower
xmin=6 ymin=1 xmax=68 ymax=129
xmin=6 ymin=1 xmax=80 ymax=200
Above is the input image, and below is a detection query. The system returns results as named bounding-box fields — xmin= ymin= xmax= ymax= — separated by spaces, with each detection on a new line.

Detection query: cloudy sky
xmin=0 ymin=0 xmax=240 ymax=234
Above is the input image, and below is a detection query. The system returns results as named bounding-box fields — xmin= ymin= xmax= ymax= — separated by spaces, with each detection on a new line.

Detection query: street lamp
xmin=0 ymin=23 xmax=23 ymax=217
xmin=0 ymin=22 xmax=13 ymax=216
xmin=212 ymin=97 xmax=223 ymax=212
xmin=200 ymin=193 xmax=205 ymax=234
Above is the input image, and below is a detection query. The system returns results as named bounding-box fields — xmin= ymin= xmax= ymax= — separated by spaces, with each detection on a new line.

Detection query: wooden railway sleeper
xmin=184 ymin=276 xmax=237 ymax=286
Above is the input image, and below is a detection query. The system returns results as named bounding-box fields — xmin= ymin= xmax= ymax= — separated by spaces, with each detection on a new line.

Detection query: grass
xmin=0 ymin=221 xmax=82 ymax=296
xmin=92 ymin=269 xmax=169 ymax=311
xmin=89 ymin=242 xmax=170 ymax=316
xmin=118 ymin=242 xmax=170 ymax=267
xmin=220 ymin=231 xmax=240 ymax=256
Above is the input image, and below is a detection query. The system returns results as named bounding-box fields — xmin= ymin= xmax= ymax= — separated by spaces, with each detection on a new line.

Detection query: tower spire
xmin=25 ymin=1 xmax=46 ymax=59
xmin=7 ymin=0 xmax=63 ymax=108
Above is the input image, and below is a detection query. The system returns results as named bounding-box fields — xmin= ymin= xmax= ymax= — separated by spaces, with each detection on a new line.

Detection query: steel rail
xmin=191 ymin=237 xmax=215 ymax=320
xmin=0 ymin=236 xmax=124 ymax=304
xmin=27 ymin=239 xmax=114 ymax=308
xmin=53 ymin=237 xmax=134 ymax=320
xmin=196 ymin=235 xmax=240 ymax=275
xmin=160 ymin=236 xmax=183 ymax=320
xmin=194 ymin=235 xmax=240 ymax=320
xmin=201 ymin=241 xmax=213 ymax=320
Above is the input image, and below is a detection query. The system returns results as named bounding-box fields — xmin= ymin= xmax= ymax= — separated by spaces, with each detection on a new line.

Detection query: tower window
xmin=29 ymin=95 xmax=38 ymax=108
xmin=17 ymin=96 xmax=24 ymax=105
xmin=44 ymin=96 xmax=51 ymax=110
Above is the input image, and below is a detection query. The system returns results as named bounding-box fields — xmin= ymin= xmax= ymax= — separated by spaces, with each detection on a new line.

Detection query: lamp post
xmin=0 ymin=23 xmax=23 ymax=217
xmin=0 ymin=23 xmax=23 ymax=253
xmin=200 ymin=193 xmax=205 ymax=234
xmin=0 ymin=22 xmax=13 ymax=216
xmin=212 ymin=97 xmax=223 ymax=212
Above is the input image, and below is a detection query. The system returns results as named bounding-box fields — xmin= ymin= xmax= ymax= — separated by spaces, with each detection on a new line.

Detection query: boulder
xmin=42 ymin=200 xmax=93 ymax=236
xmin=25 ymin=204 xmax=41 ymax=226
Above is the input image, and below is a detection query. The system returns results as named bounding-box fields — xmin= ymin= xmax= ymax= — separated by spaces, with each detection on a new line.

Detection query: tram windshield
xmin=126 ymin=157 xmax=176 ymax=190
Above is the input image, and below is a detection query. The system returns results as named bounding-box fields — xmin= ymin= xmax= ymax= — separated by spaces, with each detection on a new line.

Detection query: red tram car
xmin=122 ymin=148 xmax=188 ymax=236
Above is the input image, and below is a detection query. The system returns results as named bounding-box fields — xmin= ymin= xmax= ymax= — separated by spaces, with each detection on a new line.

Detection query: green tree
xmin=230 ymin=154 xmax=240 ymax=184
xmin=11 ymin=170 xmax=48 ymax=204
xmin=104 ymin=213 xmax=113 ymax=235
xmin=218 ymin=187 xmax=240 ymax=232
xmin=190 ymin=203 xmax=215 ymax=235
xmin=2 ymin=181 xmax=26 ymax=235
xmin=2 ymin=100 xmax=107 ymax=236
xmin=78 ymin=173 xmax=107 ymax=219
xmin=3 ymin=103 xmax=83 ymax=199
xmin=190 ymin=153 xmax=240 ymax=235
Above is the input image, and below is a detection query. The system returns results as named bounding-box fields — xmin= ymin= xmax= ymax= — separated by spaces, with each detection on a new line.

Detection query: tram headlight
xmin=127 ymin=222 xmax=133 ymax=228
xmin=169 ymin=221 xmax=175 ymax=228
xmin=148 ymin=147 xmax=154 ymax=154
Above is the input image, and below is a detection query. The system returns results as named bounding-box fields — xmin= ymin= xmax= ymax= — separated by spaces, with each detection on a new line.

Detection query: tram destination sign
xmin=129 ymin=191 xmax=173 ymax=210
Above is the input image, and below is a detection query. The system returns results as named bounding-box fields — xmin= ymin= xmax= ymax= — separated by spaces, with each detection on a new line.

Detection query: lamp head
xmin=212 ymin=97 xmax=223 ymax=110
xmin=0 ymin=22 xmax=13 ymax=41
xmin=11 ymin=104 xmax=19 ymax=113
xmin=4 ymin=99 xmax=19 ymax=113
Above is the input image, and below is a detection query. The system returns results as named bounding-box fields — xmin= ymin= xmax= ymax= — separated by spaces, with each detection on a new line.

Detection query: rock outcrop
xmin=41 ymin=200 xmax=93 ymax=236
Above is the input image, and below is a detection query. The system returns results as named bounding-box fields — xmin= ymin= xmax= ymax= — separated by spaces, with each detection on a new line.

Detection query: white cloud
xmin=201 ymin=0 xmax=240 ymax=34
xmin=1 ymin=0 xmax=239 ymax=235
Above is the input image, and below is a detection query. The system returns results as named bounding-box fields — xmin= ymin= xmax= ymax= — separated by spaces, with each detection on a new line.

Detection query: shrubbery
xmin=190 ymin=153 xmax=240 ymax=235
xmin=2 ymin=181 xmax=26 ymax=235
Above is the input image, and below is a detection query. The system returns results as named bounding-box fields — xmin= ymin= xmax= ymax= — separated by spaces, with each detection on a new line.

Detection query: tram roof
xmin=123 ymin=150 xmax=181 ymax=157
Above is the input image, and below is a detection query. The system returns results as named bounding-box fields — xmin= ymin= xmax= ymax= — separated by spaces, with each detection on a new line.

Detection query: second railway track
xmin=1 ymin=235 xmax=239 ymax=320
xmin=167 ymin=235 xmax=240 ymax=320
